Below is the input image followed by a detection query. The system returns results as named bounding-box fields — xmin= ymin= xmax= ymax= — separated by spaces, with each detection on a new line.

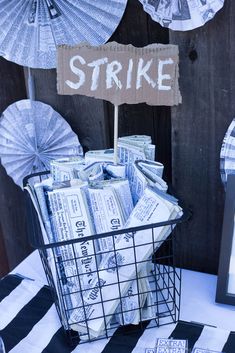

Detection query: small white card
xmin=145 ymin=349 xmax=155 ymax=353
xmin=155 ymin=338 xmax=187 ymax=353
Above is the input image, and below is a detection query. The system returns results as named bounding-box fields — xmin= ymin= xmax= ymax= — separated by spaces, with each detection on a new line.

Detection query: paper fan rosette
xmin=139 ymin=0 xmax=224 ymax=31
xmin=0 ymin=0 xmax=127 ymax=68
xmin=0 ymin=99 xmax=83 ymax=187
xmin=220 ymin=118 xmax=235 ymax=188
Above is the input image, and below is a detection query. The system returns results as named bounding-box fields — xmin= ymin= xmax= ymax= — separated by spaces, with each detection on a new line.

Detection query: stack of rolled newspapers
xmin=24 ymin=135 xmax=183 ymax=339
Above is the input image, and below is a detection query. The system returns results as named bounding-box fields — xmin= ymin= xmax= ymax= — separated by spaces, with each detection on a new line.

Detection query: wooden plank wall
xmin=0 ymin=0 xmax=232 ymax=274
xmin=0 ymin=222 xmax=9 ymax=276
xmin=0 ymin=58 xmax=30 ymax=272
xmin=170 ymin=0 xmax=235 ymax=273
xmin=107 ymin=0 xmax=172 ymax=181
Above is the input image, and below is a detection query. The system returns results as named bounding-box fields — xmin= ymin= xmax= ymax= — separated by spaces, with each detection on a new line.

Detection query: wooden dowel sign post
xmin=27 ymin=67 xmax=35 ymax=101
xmin=56 ymin=42 xmax=182 ymax=159
xmin=114 ymin=105 xmax=119 ymax=165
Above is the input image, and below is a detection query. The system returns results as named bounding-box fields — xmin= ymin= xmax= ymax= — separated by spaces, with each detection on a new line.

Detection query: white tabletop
xmin=12 ymin=250 xmax=235 ymax=331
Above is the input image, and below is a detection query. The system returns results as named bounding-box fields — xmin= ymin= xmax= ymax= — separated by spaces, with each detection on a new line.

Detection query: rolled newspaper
xmin=88 ymin=179 xmax=133 ymax=235
xmin=118 ymin=135 xmax=155 ymax=164
xmin=88 ymin=179 xmax=147 ymax=325
xmin=131 ymin=160 xmax=167 ymax=204
xmin=69 ymin=186 xmax=182 ymax=338
xmin=31 ymin=180 xmax=99 ymax=326
xmin=50 ymin=157 xmax=84 ymax=181
xmin=85 ymin=149 xmax=116 ymax=165
xmin=79 ymin=162 xmax=104 ymax=182
xmin=118 ymin=135 xmax=152 ymax=145
xmin=117 ymin=136 xmax=156 ymax=197
xmin=104 ymin=163 xmax=126 ymax=179
xmin=46 ymin=183 xmax=97 ymax=291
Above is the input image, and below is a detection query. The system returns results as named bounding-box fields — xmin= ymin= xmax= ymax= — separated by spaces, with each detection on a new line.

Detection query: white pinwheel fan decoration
xmin=139 ymin=0 xmax=224 ymax=31
xmin=0 ymin=0 xmax=127 ymax=68
xmin=0 ymin=99 xmax=83 ymax=187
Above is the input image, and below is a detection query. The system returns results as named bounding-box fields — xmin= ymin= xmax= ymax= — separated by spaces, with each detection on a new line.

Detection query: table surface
xmin=12 ymin=250 xmax=235 ymax=331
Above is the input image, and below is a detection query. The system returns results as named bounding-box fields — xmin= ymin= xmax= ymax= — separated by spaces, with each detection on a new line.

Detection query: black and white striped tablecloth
xmin=0 ymin=274 xmax=234 ymax=353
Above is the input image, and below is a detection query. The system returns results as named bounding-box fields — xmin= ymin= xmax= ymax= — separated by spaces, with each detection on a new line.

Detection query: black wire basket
xmin=23 ymin=171 xmax=190 ymax=347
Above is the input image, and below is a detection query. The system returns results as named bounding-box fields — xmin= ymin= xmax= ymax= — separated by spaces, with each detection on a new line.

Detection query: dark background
xmin=0 ymin=0 xmax=234 ymax=275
